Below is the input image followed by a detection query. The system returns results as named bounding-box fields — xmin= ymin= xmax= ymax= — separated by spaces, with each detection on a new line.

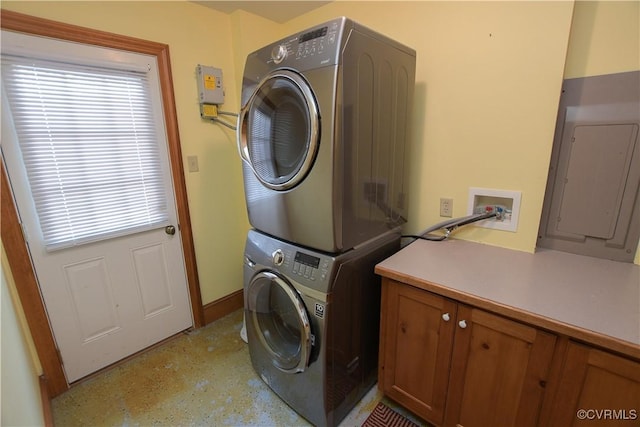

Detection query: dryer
xmin=243 ymin=228 xmax=400 ymax=427
xmin=238 ymin=17 xmax=416 ymax=253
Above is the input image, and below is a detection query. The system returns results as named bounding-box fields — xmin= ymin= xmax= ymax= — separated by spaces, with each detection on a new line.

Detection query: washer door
xmin=237 ymin=69 xmax=320 ymax=191
xmin=247 ymin=271 xmax=312 ymax=373
xmin=248 ymin=271 xmax=312 ymax=373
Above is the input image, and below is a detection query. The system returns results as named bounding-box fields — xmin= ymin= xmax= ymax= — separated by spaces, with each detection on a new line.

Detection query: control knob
xmin=271 ymin=45 xmax=287 ymax=64
xmin=272 ymin=249 xmax=285 ymax=266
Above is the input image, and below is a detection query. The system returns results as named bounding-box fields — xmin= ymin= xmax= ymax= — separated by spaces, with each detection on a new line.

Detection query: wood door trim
xmin=1 ymin=163 xmax=68 ymax=396
xmin=39 ymin=375 xmax=54 ymax=427
xmin=0 ymin=9 xmax=204 ymax=397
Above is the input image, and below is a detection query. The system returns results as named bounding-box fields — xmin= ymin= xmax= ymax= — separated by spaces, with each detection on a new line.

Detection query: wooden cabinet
xmin=375 ymin=238 xmax=640 ymax=427
xmin=544 ymin=342 xmax=640 ymax=427
xmin=379 ymin=278 xmax=556 ymax=427
xmin=444 ymin=304 xmax=556 ymax=427
xmin=379 ymin=281 xmax=456 ymax=423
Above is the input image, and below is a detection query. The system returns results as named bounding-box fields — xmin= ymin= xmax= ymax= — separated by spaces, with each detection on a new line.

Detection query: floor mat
xmin=362 ymin=401 xmax=420 ymax=427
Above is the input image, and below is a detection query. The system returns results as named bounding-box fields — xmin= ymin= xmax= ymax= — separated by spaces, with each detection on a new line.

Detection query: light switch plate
xmin=187 ymin=155 xmax=199 ymax=173
xmin=440 ymin=198 xmax=453 ymax=217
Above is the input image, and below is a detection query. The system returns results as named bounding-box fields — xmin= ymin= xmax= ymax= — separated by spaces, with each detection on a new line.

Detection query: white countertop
xmin=376 ymin=238 xmax=640 ymax=355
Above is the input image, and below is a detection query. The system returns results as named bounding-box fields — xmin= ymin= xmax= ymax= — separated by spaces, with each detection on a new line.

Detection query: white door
xmin=1 ymin=31 xmax=193 ymax=382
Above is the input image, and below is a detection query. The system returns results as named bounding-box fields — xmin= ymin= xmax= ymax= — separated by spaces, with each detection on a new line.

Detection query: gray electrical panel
xmin=538 ymin=71 xmax=640 ymax=262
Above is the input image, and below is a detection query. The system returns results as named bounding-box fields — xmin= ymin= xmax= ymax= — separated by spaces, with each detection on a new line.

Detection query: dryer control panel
xmin=263 ymin=17 xmax=345 ymax=71
xmin=295 ymin=22 xmax=337 ymax=60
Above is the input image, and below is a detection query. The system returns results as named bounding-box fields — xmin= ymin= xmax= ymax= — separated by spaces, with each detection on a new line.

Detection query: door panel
xmin=1 ymin=30 xmax=193 ymax=383
xmin=380 ymin=279 xmax=456 ymax=425
xmin=133 ymin=243 xmax=174 ymax=316
xmin=546 ymin=342 xmax=640 ymax=427
xmin=445 ymin=305 xmax=556 ymax=427
xmin=29 ymin=218 xmax=192 ymax=382
xmin=64 ymin=257 xmax=121 ymax=341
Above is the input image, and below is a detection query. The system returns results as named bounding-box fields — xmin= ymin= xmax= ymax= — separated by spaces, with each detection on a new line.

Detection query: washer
xmin=243 ymin=228 xmax=400 ymax=427
xmin=237 ymin=17 xmax=416 ymax=253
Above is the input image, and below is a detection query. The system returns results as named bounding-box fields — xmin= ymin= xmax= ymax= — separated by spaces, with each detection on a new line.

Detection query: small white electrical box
xmin=196 ymin=64 xmax=224 ymax=105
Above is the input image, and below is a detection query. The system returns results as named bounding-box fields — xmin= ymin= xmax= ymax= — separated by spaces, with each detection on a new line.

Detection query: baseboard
xmin=40 ymin=375 xmax=54 ymax=427
xmin=203 ymin=289 xmax=244 ymax=325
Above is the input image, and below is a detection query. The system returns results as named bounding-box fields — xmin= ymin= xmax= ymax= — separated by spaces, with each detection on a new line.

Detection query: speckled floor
xmin=51 ymin=309 xmax=418 ymax=427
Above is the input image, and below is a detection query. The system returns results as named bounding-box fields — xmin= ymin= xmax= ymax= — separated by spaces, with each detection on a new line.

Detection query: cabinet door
xmin=380 ymin=279 xmax=457 ymax=425
xmin=444 ymin=305 xmax=556 ymax=427
xmin=547 ymin=342 xmax=640 ymax=426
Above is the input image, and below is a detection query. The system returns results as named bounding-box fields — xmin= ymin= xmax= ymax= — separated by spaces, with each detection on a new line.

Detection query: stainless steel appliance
xmin=238 ymin=17 xmax=416 ymax=253
xmin=243 ymin=229 xmax=400 ymax=427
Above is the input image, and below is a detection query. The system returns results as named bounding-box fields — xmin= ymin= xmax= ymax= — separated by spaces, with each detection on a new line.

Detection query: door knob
xmin=165 ymin=225 xmax=176 ymax=235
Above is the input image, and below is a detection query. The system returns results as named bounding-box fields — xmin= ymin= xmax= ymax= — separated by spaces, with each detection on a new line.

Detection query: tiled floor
xmin=52 ymin=309 xmax=414 ymax=426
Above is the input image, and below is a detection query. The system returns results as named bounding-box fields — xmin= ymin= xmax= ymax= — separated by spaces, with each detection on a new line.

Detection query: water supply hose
xmin=403 ymin=211 xmax=499 ymax=242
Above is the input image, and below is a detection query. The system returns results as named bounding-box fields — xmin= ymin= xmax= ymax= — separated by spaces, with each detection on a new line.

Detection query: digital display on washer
xmin=294 ymin=251 xmax=320 ymax=268
xmin=299 ymin=26 xmax=327 ymax=43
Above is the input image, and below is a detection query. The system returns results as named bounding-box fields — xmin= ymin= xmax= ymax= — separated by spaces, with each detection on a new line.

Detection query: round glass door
xmin=238 ymin=70 xmax=320 ymax=191
xmin=248 ymin=271 xmax=311 ymax=373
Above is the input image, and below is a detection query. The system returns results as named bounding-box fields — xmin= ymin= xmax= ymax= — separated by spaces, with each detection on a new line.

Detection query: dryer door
xmin=238 ymin=70 xmax=320 ymax=191
xmin=247 ymin=271 xmax=312 ymax=373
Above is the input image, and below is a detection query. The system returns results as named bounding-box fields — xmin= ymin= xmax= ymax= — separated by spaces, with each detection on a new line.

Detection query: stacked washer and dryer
xmin=237 ymin=17 xmax=416 ymax=427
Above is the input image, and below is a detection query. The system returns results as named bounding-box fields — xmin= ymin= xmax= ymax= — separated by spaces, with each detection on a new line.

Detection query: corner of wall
xmin=1 ymin=242 xmax=42 ymax=374
xmin=229 ymin=10 xmax=283 ymax=100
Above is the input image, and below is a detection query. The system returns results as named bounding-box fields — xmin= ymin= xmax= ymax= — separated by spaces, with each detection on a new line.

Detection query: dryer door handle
xmin=237 ymin=104 xmax=252 ymax=165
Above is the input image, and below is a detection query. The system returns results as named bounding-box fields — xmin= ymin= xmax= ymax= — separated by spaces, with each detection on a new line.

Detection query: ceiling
xmin=193 ymin=1 xmax=332 ymax=23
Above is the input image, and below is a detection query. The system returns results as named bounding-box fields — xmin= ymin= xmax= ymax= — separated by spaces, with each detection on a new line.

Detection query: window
xmin=2 ymin=54 xmax=170 ymax=250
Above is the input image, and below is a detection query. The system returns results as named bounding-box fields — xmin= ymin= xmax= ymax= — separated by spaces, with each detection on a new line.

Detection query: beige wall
xmin=230 ymin=11 xmax=284 ymax=100
xmin=564 ymin=1 xmax=639 ymax=78
xmin=4 ymin=0 xmax=636 ymax=308
xmin=2 ymin=0 xmax=250 ymax=304
xmin=283 ymin=1 xmax=575 ymax=253
xmin=280 ymin=1 xmax=639 ymax=261
xmin=1 ymin=245 xmax=45 ymax=427
xmin=1 ymin=1 xmax=638 ymax=419
xmin=1 ymin=0 xmax=636 ymax=321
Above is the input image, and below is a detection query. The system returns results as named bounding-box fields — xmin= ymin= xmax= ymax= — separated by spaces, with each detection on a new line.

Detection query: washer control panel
xmin=268 ymin=246 xmax=330 ymax=283
xmin=292 ymin=251 xmax=330 ymax=282
xmin=246 ymin=229 xmax=336 ymax=292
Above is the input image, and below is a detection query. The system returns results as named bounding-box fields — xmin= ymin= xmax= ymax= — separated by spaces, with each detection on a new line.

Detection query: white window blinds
xmin=2 ymin=55 xmax=170 ymax=250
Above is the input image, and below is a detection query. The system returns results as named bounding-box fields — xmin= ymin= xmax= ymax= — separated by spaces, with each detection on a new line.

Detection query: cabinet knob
xmin=442 ymin=313 xmax=451 ymax=322
xmin=458 ymin=320 xmax=467 ymax=329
